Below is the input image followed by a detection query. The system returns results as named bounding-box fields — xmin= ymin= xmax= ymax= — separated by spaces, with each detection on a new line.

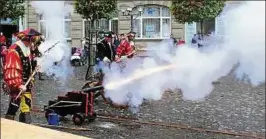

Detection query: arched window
xmin=133 ymin=5 xmax=171 ymax=39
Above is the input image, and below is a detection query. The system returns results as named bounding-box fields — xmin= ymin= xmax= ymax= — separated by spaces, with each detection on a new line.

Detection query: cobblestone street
xmin=1 ymin=66 xmax=265 ymax=139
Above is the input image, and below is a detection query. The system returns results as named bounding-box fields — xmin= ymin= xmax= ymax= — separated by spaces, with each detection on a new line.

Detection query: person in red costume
xmin=3 ymin=28 xmax=43 ymax=123
xmin=0 ymin=45 xmax=8 ymax=77
xmin=115 ymin=34 xmax=135 ymax=62
xmin=0 ymin=32 xmax=7 ymax=46
xmin=127 ymin=31 xmax=136 ymax=50
xmin=1 ymin=45 xmax=8 ymax=66
xmin=177 ymin=39 xmax=185 ymax=46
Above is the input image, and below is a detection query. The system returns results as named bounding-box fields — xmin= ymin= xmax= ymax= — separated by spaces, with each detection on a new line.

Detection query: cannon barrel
xmin=81 ymin=85 xmax=104 ymax=92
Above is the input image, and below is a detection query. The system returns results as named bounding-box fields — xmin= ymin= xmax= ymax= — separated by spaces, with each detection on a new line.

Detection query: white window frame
xmin=82 ymin=19 xmax=89 ymax=39
xmin=82 ymin=18 xmax=118 ymax=38
xmin=38 ymin=15 xmax=71 ymax=41
xmin=135 ymin=6 xmax=171 ymax=40
xmin=109 ymin=17 xmax=118 ymax=32
xmin=63 ymin=18 xmax=72 ymax=41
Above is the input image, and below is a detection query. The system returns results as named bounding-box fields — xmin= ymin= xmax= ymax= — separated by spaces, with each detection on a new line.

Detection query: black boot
xmin=5 ymin=115 xmax=15 ymax=120
xmin=6 ymin=99 xmax=20 ymax=120
xmin=19 ymin=112 xmax=32 ymax=124
xmin=38 ymin=72 xmax=44 ymax=80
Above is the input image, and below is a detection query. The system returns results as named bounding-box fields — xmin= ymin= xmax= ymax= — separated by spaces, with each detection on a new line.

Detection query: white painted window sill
xmin=135 ymin=37 xmax=170 ymax=40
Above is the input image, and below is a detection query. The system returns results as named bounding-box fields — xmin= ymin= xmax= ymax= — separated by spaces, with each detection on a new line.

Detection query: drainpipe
xmin=130 ymin=14 xmax=133 ymax=32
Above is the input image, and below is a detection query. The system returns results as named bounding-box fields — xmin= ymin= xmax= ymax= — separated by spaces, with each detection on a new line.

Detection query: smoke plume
xmin=103 ymin=1 xmax=265 ymax=109
xmin=31 ymin=1 xmax=74 ymax=83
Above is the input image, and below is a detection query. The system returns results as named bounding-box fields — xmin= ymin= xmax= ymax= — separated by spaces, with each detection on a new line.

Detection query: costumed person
xmin=127 ymin=31 xmax=136 ymax=50
xmin=170 ymin=34 xmax=177 ymax=45
xmin=95 ymin=32 xmax=116 ymax=72
xmin=3 ymin=28 xmax=42 ymax=123
xmin=11 ymin=33 xmax=19 ymax=44
xmin=0 ymin=32 xmax=7 ymax=46
xmin=1 ymin=45 xmax=8 ymax=66
xmin=115 ymin=33 xmax=135 ymax=63
xmin=113 ymin=34 xmax=120 ymax=51
xmin=177 ymin=38 xmax=185 ymax=46
xmin=31 ymin=35 xmax=45 ymax=80
xmin=1 ymin=45 xmax=8 ymax=95
xmin=0 ymin=45 xmax=8 ymax=77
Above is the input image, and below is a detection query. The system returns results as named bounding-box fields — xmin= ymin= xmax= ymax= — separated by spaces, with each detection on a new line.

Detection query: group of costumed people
xmin=2 ymin=28 xmax=136 ymax=124
xmin=2 ymin=28 xmax=44 ymax=123
xmin=95 ymin=31 xmax=136 ymax=72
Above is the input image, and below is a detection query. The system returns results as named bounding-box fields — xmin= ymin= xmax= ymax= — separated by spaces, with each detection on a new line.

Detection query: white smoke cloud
xmin=31 ymin=1 xmax=74 ymax=82
xmin=222 ymin=1 xmax=265 ymax=85
xmin=103 ymin=1 xmax=265 ymax=109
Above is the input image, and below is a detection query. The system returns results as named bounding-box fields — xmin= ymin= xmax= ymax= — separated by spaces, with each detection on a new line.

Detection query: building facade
xmin=21 ymin=1 xmax=241 ymax=48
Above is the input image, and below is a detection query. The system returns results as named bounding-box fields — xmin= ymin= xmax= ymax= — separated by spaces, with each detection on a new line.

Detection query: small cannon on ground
xmin=44 ymin=70 xmax=129 ymax=125
xmin=44 ymin=85 xmax=104 ymax=125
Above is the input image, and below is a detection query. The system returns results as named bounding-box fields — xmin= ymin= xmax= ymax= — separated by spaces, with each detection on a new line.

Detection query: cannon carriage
xmin=44 ymin=71 xmax=128 ymax=125
xmin=44 ymin=84 xmax=104 ymax=125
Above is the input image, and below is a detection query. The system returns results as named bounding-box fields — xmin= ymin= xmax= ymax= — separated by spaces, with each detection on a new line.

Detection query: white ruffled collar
xmin=15 ymin=40 xmax=31 ymax=57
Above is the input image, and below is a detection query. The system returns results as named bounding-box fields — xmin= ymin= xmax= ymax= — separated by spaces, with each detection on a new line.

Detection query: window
xmin=38 ymin=14 xmax=71 ymax=40
xmin=83 ymin=18 xmax=119 ymax=38
xmin=99 ymin=19 xmax=110 ymax=31
xmin=133 ymin=6 xmax=171 ymax=39
xmin=110 ymin=18 xmax=118 ymax=34
xmin=64 ymin=15 xmax=71 ymax=39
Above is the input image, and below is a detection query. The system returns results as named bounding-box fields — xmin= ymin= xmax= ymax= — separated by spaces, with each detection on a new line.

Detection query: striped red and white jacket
xmin=116 ymin=40 xmax=133 ymax=58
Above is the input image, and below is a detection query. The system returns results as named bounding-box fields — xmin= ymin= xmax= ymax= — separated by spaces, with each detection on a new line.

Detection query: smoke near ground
xmin=31 ymin=1 xmax=74 ymax=84
xmin=103 ymin=1 xmax=265 ymax=109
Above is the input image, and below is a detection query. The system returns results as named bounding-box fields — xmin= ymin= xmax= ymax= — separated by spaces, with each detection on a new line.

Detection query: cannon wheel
xmin=81 ymin=81 xmax=129 ymax=109
xmin=72 ymin=114 xmax=84 ymax=126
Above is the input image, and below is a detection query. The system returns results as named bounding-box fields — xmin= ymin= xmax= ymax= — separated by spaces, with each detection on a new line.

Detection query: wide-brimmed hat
xmin=21 ymin=28 xmax=42 ymax=36
xmin=16 ymin=28 xmax=42 ymax=42
xmin=104 ymin=31 xmax=115 ymax=38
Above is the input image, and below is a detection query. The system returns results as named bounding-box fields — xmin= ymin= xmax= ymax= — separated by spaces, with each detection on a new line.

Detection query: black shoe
xmin=19 ymin=112 xmax=32 ymax=124
xmin=39 ymin=75 xmax=45 ymax=80
xmin=39 ymin=77 xmax=45 ymax=80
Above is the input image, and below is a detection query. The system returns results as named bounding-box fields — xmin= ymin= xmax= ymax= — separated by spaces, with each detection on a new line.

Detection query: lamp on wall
xmin=121 ymin=9 xmax=126 ymax=15
xmin=126 ymin=8 xmax=132 ymax=12
xmin=138 ymin=7 xmax=143 ymax=13
xmin=120 ymin=6 xmax=143 ymax=32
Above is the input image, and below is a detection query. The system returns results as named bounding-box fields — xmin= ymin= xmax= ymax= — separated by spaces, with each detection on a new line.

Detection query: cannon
xmin=44 ymin=70 xmax=129 ymax=126
xmin=44 ymin=85 xmax=104 ymax=125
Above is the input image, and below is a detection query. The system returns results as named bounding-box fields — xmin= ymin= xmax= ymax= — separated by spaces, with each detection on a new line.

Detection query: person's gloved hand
xmin=115 ymin=55 xmax=119 ymax=60
xmin=19 ymin=85 xmax=27 ymax=92
xmin=120 ymin=55 xmax=127 ymax=60
xmin=103 ymin=57 xmax=111 ymax=63
xmin=115 ymin=55 xmax=121 ymax=62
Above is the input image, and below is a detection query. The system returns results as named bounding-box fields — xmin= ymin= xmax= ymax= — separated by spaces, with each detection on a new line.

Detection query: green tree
xmin=74 ymin=0 xmax=117 ymax=25
xmin=74 ymin=0 xmax=117 ymax=78
xmin=0 ymin=0 xmax=25 ymax=21
xmin=170 ymin=0 xmax=226 ymax=36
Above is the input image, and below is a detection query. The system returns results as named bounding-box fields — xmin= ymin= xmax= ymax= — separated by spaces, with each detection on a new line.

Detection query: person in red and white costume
xmin=3 ymin=28 xmax=43 ymax=123
xmin=127 ymin=31 xmax=136 ymax=50
xmin=115 ymin=33 xmax=135 ymax=62
xmin=0 ymin=32 xmax=7 ymax=46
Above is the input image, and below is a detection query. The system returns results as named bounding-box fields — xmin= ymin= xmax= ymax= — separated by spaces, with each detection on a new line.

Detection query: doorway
xmin=1 ymin=24 xmax=19 ymax=46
